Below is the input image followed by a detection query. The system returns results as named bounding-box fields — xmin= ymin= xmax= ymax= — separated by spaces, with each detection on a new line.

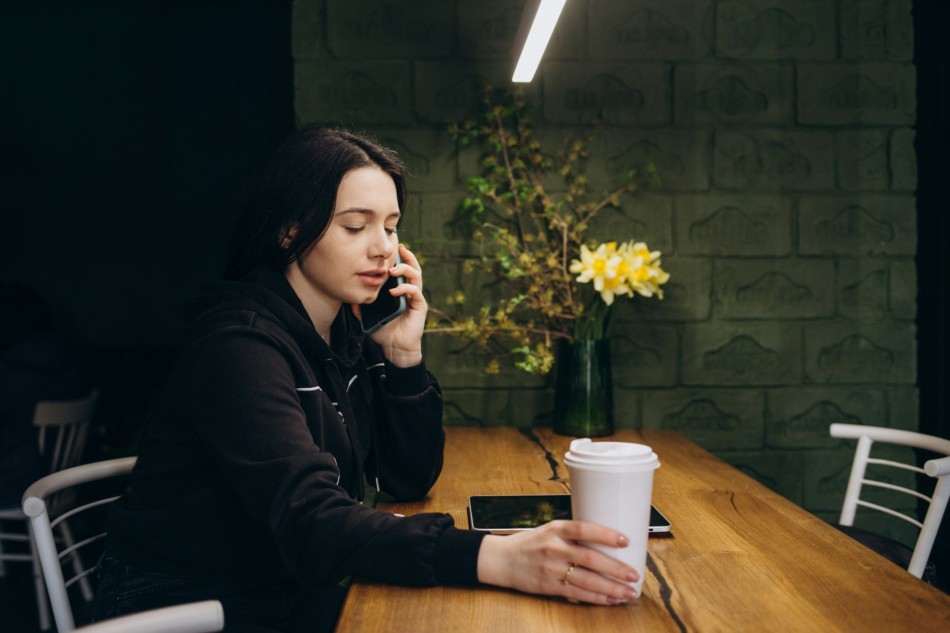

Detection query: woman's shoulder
xmin=186 ymin=311 xmax=305 ymax=369
xmin=183 ymin=271 xmax=324 ymax=359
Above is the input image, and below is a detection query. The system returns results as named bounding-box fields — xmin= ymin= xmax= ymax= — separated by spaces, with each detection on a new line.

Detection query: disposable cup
xmin=564 ymin=438 xmax=660 ymax=596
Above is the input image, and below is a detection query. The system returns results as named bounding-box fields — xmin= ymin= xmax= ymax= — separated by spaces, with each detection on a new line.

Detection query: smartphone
xmin=360 ymin=254 xmax=407 ymax=334
xmin=467 ymin=494 xmax=672 ymax=535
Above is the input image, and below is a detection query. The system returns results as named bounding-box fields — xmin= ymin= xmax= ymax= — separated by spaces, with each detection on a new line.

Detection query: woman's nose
xmin=370 ymin=228 xmax=395 ymax=260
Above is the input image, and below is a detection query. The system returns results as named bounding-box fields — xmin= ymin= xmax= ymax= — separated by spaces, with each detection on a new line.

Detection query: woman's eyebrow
xmin=336 ymin=207 xmax=401 ymax=220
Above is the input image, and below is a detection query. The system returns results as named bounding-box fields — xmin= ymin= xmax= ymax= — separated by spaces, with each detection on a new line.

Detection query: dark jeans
xmin=92 ymin=551 xmax=347 ymax=633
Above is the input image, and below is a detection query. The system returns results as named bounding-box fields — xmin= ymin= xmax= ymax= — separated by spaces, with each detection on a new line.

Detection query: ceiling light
xmin=512 ymin=0 xmax=567 ymax=83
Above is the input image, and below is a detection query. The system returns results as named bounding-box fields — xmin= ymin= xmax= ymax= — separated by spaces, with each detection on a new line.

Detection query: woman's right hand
xmin=475 ymin=520 xmax=640 ymax=605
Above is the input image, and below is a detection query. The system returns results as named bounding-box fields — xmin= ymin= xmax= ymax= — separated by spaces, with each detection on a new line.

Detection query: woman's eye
xmin=385 ymin=226 xmax=398 ymax=236
xmin=344 ymin=226 xmax=365 ymax=234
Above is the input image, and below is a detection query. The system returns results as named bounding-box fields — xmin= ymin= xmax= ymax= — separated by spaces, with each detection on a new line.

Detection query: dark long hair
xmin=223 ymin=126 xmax=407 ymax=280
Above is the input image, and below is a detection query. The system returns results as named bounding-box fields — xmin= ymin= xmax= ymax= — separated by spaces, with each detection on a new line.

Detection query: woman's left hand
xmin=355 ymin=243 xmax=426 ymax=367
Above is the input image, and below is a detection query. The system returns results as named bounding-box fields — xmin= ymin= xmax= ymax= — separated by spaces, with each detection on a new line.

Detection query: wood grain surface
xmin=336 ymin=427 xmax=950 ymax=632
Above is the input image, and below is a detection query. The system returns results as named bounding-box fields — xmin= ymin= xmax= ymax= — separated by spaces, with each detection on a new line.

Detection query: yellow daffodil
xmin=571 ymin=240 xmax=669 ymax=306
xmin=621 ymin=241 xmax=670 ymax=299
xmin=569 ymin=242 xmax=632 ymax=305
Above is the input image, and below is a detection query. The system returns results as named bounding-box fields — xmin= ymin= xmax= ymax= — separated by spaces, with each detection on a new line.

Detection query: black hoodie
xmin=106 ymin=266 xmax=484 ymax=591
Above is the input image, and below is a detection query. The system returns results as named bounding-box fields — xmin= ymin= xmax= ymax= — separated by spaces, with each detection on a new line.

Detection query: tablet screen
xmin=467 ymin=494 xmax=671 ymax=534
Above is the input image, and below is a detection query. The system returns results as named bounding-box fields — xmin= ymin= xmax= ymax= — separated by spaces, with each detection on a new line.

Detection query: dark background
xmin=0 ymin=0 xmax=294 ymax=452
xmin=914 ymin=4 xmax=950 ymax=453
xmin=0 ymin=0 xmax=947 ymax=586
xmin=913 ymin=0 xmax=950 ymax=582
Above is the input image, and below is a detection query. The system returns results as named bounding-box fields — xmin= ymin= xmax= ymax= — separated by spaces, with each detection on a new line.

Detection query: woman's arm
xmin=359 ymin=242 xmax=446 ymax=500
xmin=367 ymin=359 xmax=444 ymax=501
xmin=188 ymin=330 xmax=452 ymax=588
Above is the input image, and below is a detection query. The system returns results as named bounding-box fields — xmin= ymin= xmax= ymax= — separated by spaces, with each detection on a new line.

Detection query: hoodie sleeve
xmin=365 ymin=357 xmax=447 ymax=502
xmin=188 ymin=328 xmax=483 ymax=588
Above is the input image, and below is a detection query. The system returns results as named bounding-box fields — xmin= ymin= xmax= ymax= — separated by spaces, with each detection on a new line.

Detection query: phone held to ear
xmin=360 ymin=254 xmax=407 ymax=334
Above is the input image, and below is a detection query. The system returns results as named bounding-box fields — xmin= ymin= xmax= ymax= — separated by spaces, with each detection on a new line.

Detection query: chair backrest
xmin=73 ymin=601 xmax=224 ymax=633
xmin=34 ymin=389 xmax=100 ymax=473
xmin=830 ymin=423 xmax=950 ymax=578
xmin=22 ymin=456 xmax=137 ymax=633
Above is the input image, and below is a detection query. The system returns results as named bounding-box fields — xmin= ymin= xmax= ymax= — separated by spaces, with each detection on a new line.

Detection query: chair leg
xmin=57 ymin=521 xmax=95 ymax=602
xmin=29 ymin=525 xmax=52 ymax=631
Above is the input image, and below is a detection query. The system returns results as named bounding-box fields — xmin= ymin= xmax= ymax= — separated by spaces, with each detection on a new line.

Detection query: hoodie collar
xmin=184 ymin=266 xmax=365 ymax=369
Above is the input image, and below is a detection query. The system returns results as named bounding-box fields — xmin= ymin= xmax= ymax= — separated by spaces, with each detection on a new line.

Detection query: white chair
xmin=23 ymin=456 xmax=137 ymax=632
xmin=0 ymin=389 xmax=100 ymax=630
xmin=35 ymin=389 xmax=101 ymax=474
xmin=830 ymin=423 xmax=950 ymax=579
xmin=73 ymin=601 xmax=223 ymax=633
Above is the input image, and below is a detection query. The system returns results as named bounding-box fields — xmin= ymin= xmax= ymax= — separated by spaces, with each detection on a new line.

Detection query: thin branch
xmin=423 ymin=325 xmax=573 ymax=341
xmin=581 ymin=183 xmax=633 ymax=225
xmin=492 ymin=108 xmax=528 ymax=247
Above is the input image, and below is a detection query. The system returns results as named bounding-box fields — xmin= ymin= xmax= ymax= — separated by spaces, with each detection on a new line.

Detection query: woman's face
xmin=285 ymin=165 xmax=401 ymax=324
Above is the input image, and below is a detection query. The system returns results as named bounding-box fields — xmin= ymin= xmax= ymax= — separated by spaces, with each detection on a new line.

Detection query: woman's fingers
xmin=565 ymin=543 xmax=639 ymax=586
xmin=397 ymin=242 xmax=421 ymax=269
xmin=539 ymin=521 xmax=640 ymax=603
xmin=392 ymin=243 xmax=422 ymax=293
xmin=558 ymin=563 xmax=639 ymax=604
xmin=389 ymin=281 xmax=427 ymax=315
xmin=388 ymin=245 xmax=426 ymax=314
xmin=551 ymin=519 xmax=630 ymax=549
xmin=544 ymin=520 xmax=639 ymax=583
xmin=477 ymin=520 xmax=641 ymax=607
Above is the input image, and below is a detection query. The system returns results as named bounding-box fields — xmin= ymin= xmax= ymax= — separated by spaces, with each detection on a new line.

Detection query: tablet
xmin=467 ymin=494 xmax=671 ymax=535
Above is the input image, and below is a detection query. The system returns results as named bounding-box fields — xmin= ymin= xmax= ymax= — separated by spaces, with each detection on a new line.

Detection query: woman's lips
xmin=357 ymin=270 xmax=388 ymax=287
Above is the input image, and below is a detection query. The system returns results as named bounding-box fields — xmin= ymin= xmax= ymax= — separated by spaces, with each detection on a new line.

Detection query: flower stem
xmin=575 ymin=296 xmax=610 ymax=341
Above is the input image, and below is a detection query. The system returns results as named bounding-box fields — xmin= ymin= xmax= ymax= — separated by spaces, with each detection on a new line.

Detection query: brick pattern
xmin=292 ymin=0 xmax=917 ymax=539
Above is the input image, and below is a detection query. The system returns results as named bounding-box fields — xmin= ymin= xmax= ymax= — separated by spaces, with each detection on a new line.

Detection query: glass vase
xmin=552 ymin=338 xmax=614 ymax=437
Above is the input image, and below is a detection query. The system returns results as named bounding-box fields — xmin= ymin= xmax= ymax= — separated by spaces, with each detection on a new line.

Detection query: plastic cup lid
xmin=564 ymin=438 xmax=660 ymax=468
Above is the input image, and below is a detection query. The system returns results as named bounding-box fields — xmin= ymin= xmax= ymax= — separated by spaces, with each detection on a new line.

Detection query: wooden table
xmin=336 ymin=427 xmax=950 ymax=632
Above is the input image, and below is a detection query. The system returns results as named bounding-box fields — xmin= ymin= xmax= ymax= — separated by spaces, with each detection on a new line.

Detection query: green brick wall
xmin=293 ymin=0 xmax=918 ymax=542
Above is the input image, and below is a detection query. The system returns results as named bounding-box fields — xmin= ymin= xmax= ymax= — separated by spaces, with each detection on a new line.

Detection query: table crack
xmin=647 ymin=554 xmax=688 ymax=633
xmin=517 ymin=428 xmax=568 ymax=489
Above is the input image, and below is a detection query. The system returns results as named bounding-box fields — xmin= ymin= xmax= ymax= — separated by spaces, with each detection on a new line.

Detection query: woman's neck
xmin=283 ymin=264 xmax=339 ymax=346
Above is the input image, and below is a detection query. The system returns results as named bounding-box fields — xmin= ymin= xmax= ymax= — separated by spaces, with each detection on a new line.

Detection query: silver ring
xmin=561 ymin=562 xmax=577 ymax=585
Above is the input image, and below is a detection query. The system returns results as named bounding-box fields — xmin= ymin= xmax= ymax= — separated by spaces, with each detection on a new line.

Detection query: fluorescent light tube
xmin=512 ymin=0 xmax=567 ymax=83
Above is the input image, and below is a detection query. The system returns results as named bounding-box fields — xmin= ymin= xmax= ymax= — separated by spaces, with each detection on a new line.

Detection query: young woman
xmin=92 ymin=126 xmax=639 ymax=632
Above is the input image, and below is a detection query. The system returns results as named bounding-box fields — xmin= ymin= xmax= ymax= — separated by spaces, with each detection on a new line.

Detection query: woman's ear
xmin=279 ymin=225 xmax=298 ymax=249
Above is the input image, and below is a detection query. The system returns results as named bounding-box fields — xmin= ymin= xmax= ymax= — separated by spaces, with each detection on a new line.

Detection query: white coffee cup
xmin=564 ymin=438 xmax=660 ymax=596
